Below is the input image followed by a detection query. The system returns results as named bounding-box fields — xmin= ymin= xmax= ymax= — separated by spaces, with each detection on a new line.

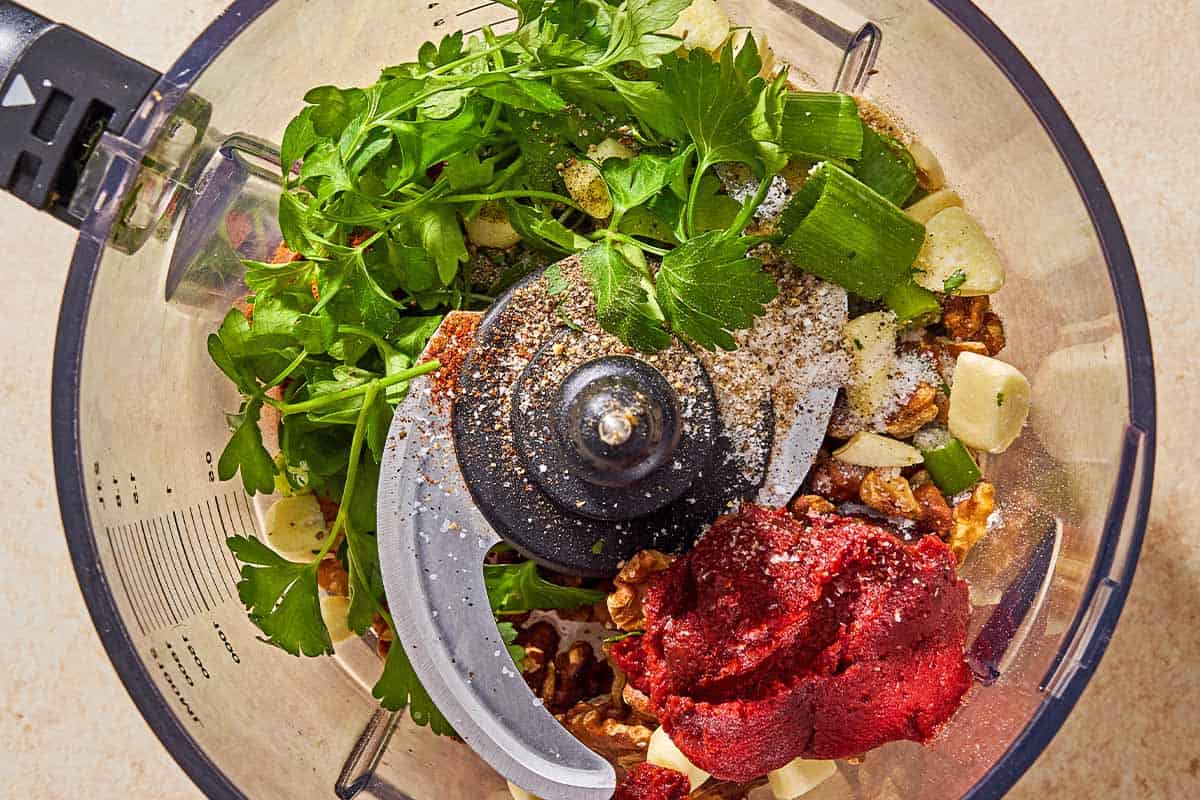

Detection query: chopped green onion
xmin=884 ymin=280 xmax=941 ymax=326
xmin=777 ymin=163 xmax=926 ymax=300
xmin=854 ymin=125 xmax=918 ymax=206
xmin=780 ymin=92 xmax=864 ymax=162
xmin=914 ymin=426 xmax=981 ymax=495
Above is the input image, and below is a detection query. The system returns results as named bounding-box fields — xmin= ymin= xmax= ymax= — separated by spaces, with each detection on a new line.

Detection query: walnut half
xmin=561 ymin=699 xmax=653 ymax=770
xmin=947 ymin=481 xmax=996 ymax=563
xmin=608 ymin=550 xmax=674 ymax=631
xmin=886 ymin=381 xmax=940 ymax=439
xmin=860 ymin=468 xmax=922 ymax=519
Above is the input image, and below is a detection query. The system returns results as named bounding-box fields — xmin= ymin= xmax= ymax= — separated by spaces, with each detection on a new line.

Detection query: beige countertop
xmin=0 ymin=1 xmax=1195 ymax=797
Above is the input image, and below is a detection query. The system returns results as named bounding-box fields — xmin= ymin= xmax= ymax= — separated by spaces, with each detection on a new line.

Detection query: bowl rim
xmin=49 ymin=1 xmax=1156 ymax=798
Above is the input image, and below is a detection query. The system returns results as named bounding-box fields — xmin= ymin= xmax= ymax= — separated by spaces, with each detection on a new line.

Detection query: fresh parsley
xmin=484 ymin=560 xmax=608 ymax=613
xmin=227 ymin=534 xmax=332 ymax=657
xmin=655 ymin=231 xmax=778 ymax=350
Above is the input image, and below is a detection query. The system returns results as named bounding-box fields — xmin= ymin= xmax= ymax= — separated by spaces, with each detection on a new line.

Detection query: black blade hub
xmin=452 ymin=261 xmax=769 ymax=575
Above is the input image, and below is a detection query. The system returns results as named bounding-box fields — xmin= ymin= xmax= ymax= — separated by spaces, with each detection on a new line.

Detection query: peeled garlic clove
xmin=320 ymin=595 xmax=355 ymax=644
xmin=904 ymin=188 xmax=962 ymax=224
xmin=833 ymin=432 xmax=924 ymax=468
xmin=947 ymin=352 xmax=1031 ymax=453
xmin=647 ymin=726 xmax=711 ymax=791
xmin=767 ymin=758 xmax=838 ymax=799
xmin=913 ymin=207 xmax=1005 ymax=296
xmin=464 ymin=202 xmax=521 ymax=248
xmin=908 ymin=140 xmax=945 ymax=191
xmin=264 ymin=494 xmax=328 ymax=560
xmin=843 ymin=311 xmax=899 ymax=419
xmin=562 ymin=159 xmax=612 ymax=219
xmin=588 ymin=137 xmax=637 ymax=163
xmin=665 ymin=0 xmax=731 ymax=51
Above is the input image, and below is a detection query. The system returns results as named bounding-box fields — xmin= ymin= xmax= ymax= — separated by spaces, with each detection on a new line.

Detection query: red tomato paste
xmin=611 ymin=504 xmax=971 ymax=781
xmin=613 ymin=763 xmax=691 ymax=800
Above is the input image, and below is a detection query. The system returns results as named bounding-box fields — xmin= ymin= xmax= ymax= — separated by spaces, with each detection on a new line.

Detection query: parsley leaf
xmin=601 ymin=148 xmax=691 ymax=223
xmin=484 ymin=560 xmax=607 ymax=613
xmin=603 ymin=0 xmax=690 ymax=67
xmin=412 ymin=205 xmax=470 ymax=285
xmin=373 ymin=625 xmax=456 ymax=735
xmin=581 ymin=241 xmax=672 ymax=352
xmin=227 ymin=535 xmax=331 ymax=656
xmin=242 ymin=258 xmax=318 ymax=296
xmin=655 ymin=231 xmax=778 ymax=350
xmin=498 ymin=621 xmax=526 ymax=665
xmin=217 ymin=399 xmax=277 ymax=495
xmin=662 ymin=42 xmax=765 ymax=175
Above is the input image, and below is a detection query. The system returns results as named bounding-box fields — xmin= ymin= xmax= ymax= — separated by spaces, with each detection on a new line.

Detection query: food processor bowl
xmin=15 ymin=0 xmax=1154 ymax=796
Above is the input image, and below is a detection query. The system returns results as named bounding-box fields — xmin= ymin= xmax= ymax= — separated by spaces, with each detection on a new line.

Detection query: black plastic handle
xmin=0 ymin=2 xmax=159 ymax=226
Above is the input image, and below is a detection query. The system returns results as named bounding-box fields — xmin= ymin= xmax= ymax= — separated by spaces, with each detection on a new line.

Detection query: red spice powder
xmin=422 ymin=311 xmax=481 ymax=407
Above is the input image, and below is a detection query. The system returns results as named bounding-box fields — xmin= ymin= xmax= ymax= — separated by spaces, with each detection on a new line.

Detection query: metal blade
xmin=756 ymin=385 xmax=839 ymax=507
xmin=967 ymin=519 xmax=1062 ymax=683
xmin=377 ymin=313 xmax=616 ymax=800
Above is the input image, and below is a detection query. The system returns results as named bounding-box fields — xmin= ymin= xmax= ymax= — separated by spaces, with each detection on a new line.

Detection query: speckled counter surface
xmin=0 ymin=1 xmax=1195 ymax=798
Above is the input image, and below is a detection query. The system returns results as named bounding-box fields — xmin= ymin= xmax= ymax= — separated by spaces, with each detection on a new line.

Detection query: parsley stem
xmin=722 ymin=172 xmax=775 ymax=239
xmin=326 ymin=382 xmax=379 ymax=542
xmin=265 ymin=350 xmax=309 ymax=389
xmin=424 ymin=37 xmax=513 ymax=79
xmin=588 ymin=230 xmax=669 ymax=256
xmin=442 ymin=189 xmax=581 ymax=210
xmin=481 ymin=27 xmax=505 ymax=137
xmin=684 ymin=157 xmax=709 ymax=239
xmin=274 ymin=359 xmax=440 ymax=415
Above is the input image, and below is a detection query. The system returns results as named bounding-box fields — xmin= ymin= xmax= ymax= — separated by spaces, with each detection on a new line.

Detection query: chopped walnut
xmin=561 ymin=699 xmax=653 ymax=768
xmin=608 ymin=550 xmax=675 ymax=631
xmin=317 ymin=557 xmax=349 ymax=597
xmin=790 ymin=494 xmax=836 ymax=517
xmin=808 ymin=451 xmax=869 ymax=501
xmin=860 ymin=468 xmax=922 ymax=519
xmin=935 ymin=390 xmax=951 ymax=424
xmin=912 ymin=482 xmax=954 ymax=535
xmin=942 ymin=295 xmax=989 ymax=340
xmin=947 ymin=481 xmax=996 ymax=563
xmin=550 ymin=641 xmax=613 ymax=713
xmin=826 ymin=394 xmax=860 ymax=439
xmin=886 ymin=381 xmax=940 ymax=438
xmin=979 ymin=312 xmax=1006 ymax=355
xmin=516 ymin=621 xmax=560 ymax=694
xmin=621 ymin=683 xmax=659 ymax=724
xmin=932 ymin=337 xmax=990 ymax=358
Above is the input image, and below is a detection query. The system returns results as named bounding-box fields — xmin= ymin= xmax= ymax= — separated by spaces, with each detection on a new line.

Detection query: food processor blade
xmin=967 ymin=520 xmax=1063 ymax=684
xmin=377 ymin=312 xmax=616 ymax=800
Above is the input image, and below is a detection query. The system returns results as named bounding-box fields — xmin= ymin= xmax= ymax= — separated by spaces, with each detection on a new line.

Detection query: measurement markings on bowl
xmin=102 ymin=491 xmax=257 ymax=635
xmin=449 ymin=0 xmax=518 ymax=35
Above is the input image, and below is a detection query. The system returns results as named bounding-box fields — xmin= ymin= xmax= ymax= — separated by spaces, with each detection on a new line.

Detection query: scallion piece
xmin=777 ymin=162 xmax=926 ymax=300
xmin=884 ymin=280 xmax=941 ymax=326
xmin=914 ymin=426 xmax=981 ymax=495
xmin=780 ymin=92 xmax=864 ymax=161
xmin=854 ymin=125 xmax=918 ymax=206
